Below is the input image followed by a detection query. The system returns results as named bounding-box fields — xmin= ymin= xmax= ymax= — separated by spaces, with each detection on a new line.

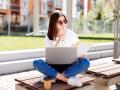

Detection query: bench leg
xmin=94 ymin=84 xmax=109 ymax=90
xmin=116 ymin=84 xmax=120 ymax=90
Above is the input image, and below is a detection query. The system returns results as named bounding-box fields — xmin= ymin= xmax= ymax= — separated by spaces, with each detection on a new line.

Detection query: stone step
xmin=0 ymin=43 xmax=113 ymax=62
xmin=88 ymin=43 xmax=113 ymax=52
xmin=0 ymin=49 xmax=45 ymax=62
xmin=0 ymin=58 xmax=45 ymax=75
xmin=86 ymin=50 xmax=113 ymax=60
xmin=0 ymin=49 xmax=113 ymax=62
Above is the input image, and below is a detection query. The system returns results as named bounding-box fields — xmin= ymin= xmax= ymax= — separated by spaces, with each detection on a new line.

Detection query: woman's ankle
xmin=55 ymin=73 xmax=68 ymax=83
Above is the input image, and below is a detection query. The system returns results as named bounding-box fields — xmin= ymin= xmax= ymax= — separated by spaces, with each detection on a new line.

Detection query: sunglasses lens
xmin=57 ymin=20 xmax=67 ymax=25
xmin=57 ymin=21 xmax=63 ymax=25
xmin=59 ymin=21 xmax=63 ymax=25
xmin=63 ymin=20 xmax=68 ymax=24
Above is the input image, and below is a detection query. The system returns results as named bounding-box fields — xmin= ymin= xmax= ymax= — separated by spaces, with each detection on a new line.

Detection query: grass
xmin=0 ymin=36 xmax=45 ymax=51
xmin=79 ymin=33 xmax=114 ymax=38
xmin=0 ymin=34 xmax=114 ymax=51
xmin=80 ymin=39 xmax=113 ymax=44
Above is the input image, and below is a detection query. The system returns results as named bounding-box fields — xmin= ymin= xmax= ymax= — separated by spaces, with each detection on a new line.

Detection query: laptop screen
xmin=46 ymin=47 xmax=77 ymax=64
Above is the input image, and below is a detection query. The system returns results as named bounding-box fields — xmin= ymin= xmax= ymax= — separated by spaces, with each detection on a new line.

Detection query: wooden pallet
xmin=112 ymin=58 xmax=120 ymax=64
xmin=87 ymin=61 xmax=120 ymax=78
xmin=85 ymin=60 xmax=120 ymax=90
xmin=15 ymin=74 xmax=94 ymax=90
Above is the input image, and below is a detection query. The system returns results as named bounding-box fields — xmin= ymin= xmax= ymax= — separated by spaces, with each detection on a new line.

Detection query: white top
xmin=45 ymin=30 xmax=79 ymax=47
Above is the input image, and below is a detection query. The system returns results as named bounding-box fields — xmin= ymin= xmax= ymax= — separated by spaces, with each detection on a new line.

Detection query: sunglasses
xmin=57 ymin=20 xmax=68 ymax=25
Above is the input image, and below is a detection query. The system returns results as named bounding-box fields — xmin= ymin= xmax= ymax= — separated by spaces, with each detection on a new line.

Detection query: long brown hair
xmin=47 ymin=12 xmax=68 ymax=40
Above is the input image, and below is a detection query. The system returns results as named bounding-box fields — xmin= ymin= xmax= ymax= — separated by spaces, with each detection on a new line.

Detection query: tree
xmin=87 ymin=0 xmax=115 ymax=33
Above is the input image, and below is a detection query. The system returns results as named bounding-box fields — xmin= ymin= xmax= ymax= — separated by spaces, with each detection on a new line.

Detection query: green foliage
xmin=87 ymin=0 xmax=115 ymax=33
xmin=73 ymin=12 xmax=84 ymax=33
xmin=88 ymin=0 xmax=115 ymax=21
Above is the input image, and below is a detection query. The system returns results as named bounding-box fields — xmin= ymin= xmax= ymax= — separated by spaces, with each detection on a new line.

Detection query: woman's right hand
xmin=78 ymin=53 xmax=85 ymax=58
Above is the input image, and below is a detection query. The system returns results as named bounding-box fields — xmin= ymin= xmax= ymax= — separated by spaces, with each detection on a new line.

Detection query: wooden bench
xmin=86 ymin=60 xmax=120 ymax=90
xmin=15 ymin=74 xmax=94 ymax=90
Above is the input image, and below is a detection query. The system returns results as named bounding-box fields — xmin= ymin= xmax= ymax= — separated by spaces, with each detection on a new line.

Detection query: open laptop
xmin=46 ymin=44 xmax=92 ymax=64
xmin=46 ymin=47 xmax=77 ymax=64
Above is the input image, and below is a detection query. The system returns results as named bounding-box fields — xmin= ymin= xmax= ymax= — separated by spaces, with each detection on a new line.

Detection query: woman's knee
xmin=33 ymin=59 xmax=44 ymax=68
xmin=82 ymin=58 xmax=90 ymax=68
xmin=78 ymin=58 xmax=90 ymax=68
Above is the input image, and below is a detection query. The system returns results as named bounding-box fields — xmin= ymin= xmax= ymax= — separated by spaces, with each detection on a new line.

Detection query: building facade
xmin=0 ymin=0 xmax=63 ymax=32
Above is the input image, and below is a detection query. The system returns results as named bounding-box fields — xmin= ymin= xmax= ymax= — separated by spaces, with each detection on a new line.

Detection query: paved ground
xmin=0 ymin=57 xmax=117 ymax=90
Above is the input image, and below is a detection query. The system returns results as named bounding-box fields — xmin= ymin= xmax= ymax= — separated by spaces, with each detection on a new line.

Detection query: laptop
xmin=45 ymin=47 xmax=77 ymax=64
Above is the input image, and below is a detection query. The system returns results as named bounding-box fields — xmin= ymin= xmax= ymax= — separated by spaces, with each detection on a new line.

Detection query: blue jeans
xmin=33 ymin=58 xmax=90 ymax=79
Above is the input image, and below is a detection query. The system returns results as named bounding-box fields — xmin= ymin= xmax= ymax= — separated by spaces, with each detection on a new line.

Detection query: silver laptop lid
xmin=46 ymin=47 xmax=77 ymax=64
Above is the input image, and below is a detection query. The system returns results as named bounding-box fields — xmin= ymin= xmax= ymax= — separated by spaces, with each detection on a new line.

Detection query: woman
xmin=33 ymin=11 xmax=90 ymax=87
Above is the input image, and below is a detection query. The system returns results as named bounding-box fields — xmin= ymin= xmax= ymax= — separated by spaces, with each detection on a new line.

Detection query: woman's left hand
xmin=78 ymin=53 xmax=85 ymax=58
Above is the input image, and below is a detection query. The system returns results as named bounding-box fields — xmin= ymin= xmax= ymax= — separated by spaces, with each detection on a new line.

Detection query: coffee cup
xmin=44 ymin=77 xmax=52 ymax=90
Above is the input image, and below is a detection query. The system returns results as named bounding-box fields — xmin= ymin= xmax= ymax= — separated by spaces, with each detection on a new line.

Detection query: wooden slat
xmin=18 ymin=76 xmax=43 ymax=85
xmin=90 ymin=62 xmax=108 ymax=67
xmin=15 ymin=75 xmax=94 ymax=90
xmin=88 ymin=63 xmax=114 ymax=70
xmin=89 ymin=64 xmax=120 ymax=74
xmin=42 ymin=82 xmax=77 ymax=90
xmin=100 ymin=68 xmax=120 ymax=77
xmin=15 ymin=79 xmax=41 ymax=90
xmin=16 ymin=79 xmax=75 ymax=90
xmin=87 ymin=60 xmax=120 ymax=78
